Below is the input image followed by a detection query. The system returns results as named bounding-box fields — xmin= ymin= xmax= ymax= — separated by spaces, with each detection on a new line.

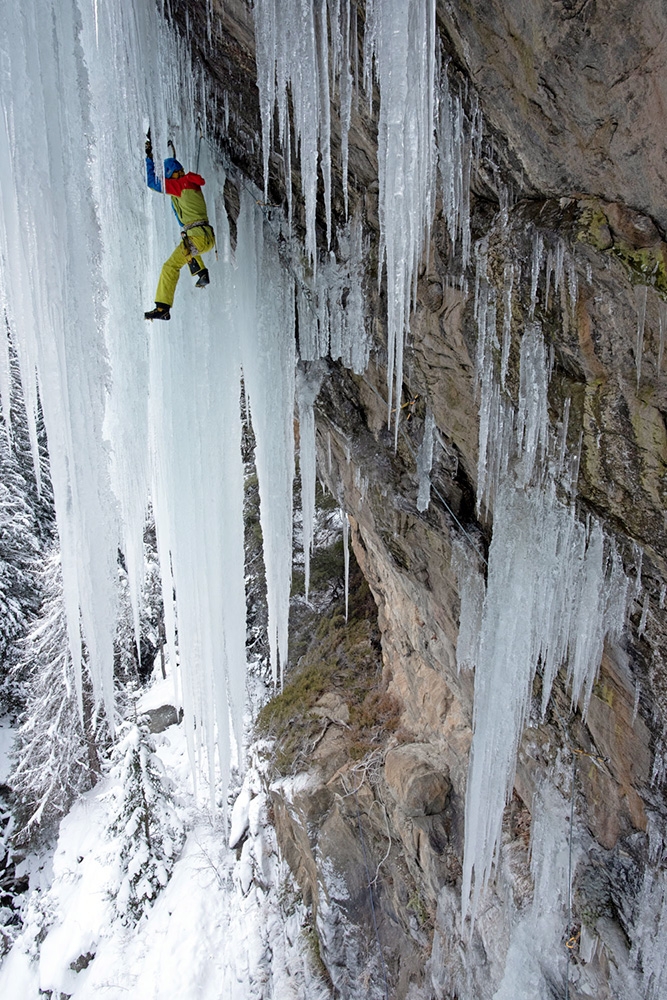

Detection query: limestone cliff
xmin=173 ymin=2 xmax=667 ymax=996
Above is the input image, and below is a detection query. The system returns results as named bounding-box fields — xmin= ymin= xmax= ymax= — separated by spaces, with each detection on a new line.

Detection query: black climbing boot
xmin=144 ymin=302 xmax=171 ymax=321
xmin=195 ymin=268 xmax=209 ymax=288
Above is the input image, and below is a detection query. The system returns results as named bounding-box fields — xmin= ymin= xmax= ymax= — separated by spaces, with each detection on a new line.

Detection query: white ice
xmin=461 ymin=271 xmax=634 ymax=923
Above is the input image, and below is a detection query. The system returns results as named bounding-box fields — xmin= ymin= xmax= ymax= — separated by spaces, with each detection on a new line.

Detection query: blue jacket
xmin=146 ymin=157 xmax=208 ymax=227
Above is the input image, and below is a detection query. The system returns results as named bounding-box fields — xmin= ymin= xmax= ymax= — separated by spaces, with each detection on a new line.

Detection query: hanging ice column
xmin=253 ymin=0 xmax=349 ymax=262
xmin=0 ymin=0 xmax=283 ymax=800
xmin=236 ymin=190 xmax=296 ymax=687
xmin=458 ymin=236 xmax=635 ymax=925
xmin=0 ymin=0 xmax=170 ymax=719
xmin=149 ymin=151 xmax=248 ymax=794
xmin=364 ymin=0 xmax=437 ymax=431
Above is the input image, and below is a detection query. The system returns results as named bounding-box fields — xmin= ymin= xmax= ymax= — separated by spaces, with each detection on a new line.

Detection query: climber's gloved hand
xmin=145 ymin=129 xmax=153 ymax=159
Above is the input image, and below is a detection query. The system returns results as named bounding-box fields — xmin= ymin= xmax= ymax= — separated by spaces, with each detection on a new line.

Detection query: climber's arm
xmin=146 ymin=156 xmax=163 ymax=193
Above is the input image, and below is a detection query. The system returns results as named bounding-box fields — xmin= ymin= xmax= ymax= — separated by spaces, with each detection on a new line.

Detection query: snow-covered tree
xmin=107 ymin=713 xmax=184 ymax=924
xmin=0 ymin=338 xmax=55 ymax=704
xmin=114 ymin=514 xmax=165 ymax=689
xmin=9 ymin=552 xmax=104 ymax=844
xmin=0 ymin=467 xmax=41 ymax=674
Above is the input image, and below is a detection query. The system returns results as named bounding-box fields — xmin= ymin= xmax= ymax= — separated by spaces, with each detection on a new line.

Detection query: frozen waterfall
xmin=0 ymin=0 xmax=296 ymax=793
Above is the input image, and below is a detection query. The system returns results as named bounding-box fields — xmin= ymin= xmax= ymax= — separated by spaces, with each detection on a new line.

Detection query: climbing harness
xmin=180 ymin=220 xmax=217 ymax=271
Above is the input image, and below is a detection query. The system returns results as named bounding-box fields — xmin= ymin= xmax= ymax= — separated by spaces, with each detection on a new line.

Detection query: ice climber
xmin=144 ymin=131 xmax=215 ymax=321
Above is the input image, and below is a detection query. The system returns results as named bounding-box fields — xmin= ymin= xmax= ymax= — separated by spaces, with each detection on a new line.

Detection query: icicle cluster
xmin=0 ymin=0 xmax=298 ymax=804
xmin=296 ymin=363 xmax=325 ymax=603
xmin=364 ymin=0 xmax=438 ymax=430
xmin=437 ymin=68 xmax=481 ymax=275
xmin=253 ymin=0 xmax=484 ymax=450
xmin=493 ymin=780 xmax=574 ymax=999
xmin=253 ymin=0 xmax=357 ymax=263
xmin=458 ymin=231 xmax=636 ymax=924
xmin=297 ymin=212 xmax=370 ymax=375
xmin=629 ymin=820 xmax=667 ymax=999
xmin=236 ymin=191 xmax=296 ymax=689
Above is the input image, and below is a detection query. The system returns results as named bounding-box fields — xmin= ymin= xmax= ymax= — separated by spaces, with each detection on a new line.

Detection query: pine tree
xmin=0 ymin=341 xmax=55 ymax=705
xmin=114 ymin=514 xmax=165 ymax=689
xmin=9 ymin=553 xmax=104 ymax=844
xmin=107 ymin=711 xmax=184 ymax=925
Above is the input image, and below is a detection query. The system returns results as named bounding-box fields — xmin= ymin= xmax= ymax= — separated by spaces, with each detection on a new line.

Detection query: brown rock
xmin=603 ymin=202 xmax=662 ymax=248
xmin=310 ymin=692 xmax=350 ymax=725
xmin=384 ymin=744 xmax=451 ymax=817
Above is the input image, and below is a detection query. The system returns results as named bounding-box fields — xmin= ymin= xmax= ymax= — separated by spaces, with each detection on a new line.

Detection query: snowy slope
xmin=0 ymin=712 xmax=331 ymax=1000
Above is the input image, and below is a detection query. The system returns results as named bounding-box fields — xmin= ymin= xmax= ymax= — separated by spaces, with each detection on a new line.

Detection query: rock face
xmin=175 ymin=2 xmax=667 ymax=997
xmin=438 ymin=0 xmax=667 ymax=231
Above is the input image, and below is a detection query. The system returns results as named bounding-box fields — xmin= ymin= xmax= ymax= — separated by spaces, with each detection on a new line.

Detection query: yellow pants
xmin=155 ymin=225 xmax=215 ymax=306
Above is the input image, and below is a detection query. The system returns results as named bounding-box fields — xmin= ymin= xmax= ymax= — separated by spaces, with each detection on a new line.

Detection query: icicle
xmin=635 ymin=284 xmax=648 ymax=388
xmin=500 ymin=261 xmax=513 ymax=389
xmin=365 ymin=0 xmax=438 ymax=431
xmin=567 ymin=255 xmax=579 ymax=315
xmin=451 ymin=536 xmax=485 ymax=672
xmin=633 ymin=682 xmax=641 ymax=725
xmin=554 ymin=241 xmax=565 ymax=295
xmin=342 ymin=509 xmax=350 ymax=622
xmin=416 ymin=409 xmax=436 ymax=512
xmin=296 ymin=363 xmax=325 ymax=602
xmin=515 ymin=324 xmax=549 ymax=488
xmin=544 ymin=246 xmax=553 ymax=309
xmin=556 ymin=397 xmax=571 ymax=479
xmin=237 ymin=190 xmax=296 ymax=688
xmin=639 ymin=591 xmax=650 ymax=636
xmin=529 ymin=231 xmax=544 ymax=319
xmin=339 ymin=0 xmax=353 ymax=218
xmin=659 ymin=300 xmax=667 ymax=371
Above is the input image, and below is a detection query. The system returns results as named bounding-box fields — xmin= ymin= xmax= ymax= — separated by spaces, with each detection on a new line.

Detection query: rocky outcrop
xmin=175 ymin=1 xmax=667 ymax=996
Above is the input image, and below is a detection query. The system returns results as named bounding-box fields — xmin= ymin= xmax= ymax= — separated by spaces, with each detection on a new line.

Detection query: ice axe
xmin=167 ymin=138 xmax=177 ymax=161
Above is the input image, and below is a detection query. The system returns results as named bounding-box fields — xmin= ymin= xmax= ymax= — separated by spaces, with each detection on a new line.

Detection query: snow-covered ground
xmin=0 ymin=678 xmax=331 ymax=1000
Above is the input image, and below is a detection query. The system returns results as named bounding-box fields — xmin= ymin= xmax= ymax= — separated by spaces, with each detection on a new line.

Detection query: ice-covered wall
xmin=3 ymin=1 xmax=667 ymax=997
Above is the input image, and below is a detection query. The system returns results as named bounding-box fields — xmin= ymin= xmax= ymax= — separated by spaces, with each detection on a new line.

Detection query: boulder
xmin=384 ymin=744 xmax=451 ymax=817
